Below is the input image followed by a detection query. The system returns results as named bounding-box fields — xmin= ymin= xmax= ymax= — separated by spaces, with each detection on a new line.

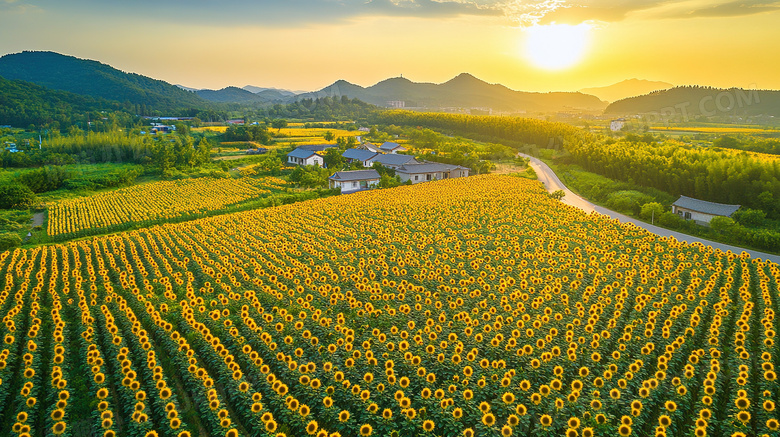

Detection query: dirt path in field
xmin=31 ymin=212 xmax=44 ymax=228
xmin=517 ymin=152 xmax=780 ymax=265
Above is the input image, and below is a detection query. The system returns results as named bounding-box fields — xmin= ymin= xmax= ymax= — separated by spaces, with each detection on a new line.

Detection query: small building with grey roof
xmin=367 ymin=153 xmax=418 ymax=169
xmin=672 ymin=195 xmax=741 ymax=226
xmin=342 ymin=148 xmax=380 ymax=167
xmin=380 ymin=142 xmax=407 ymax=154
xmin=395 ymin=162 xmax=470 ymax=184
xmin=328 ymin=169 xmax=381 ymax=194
xmin=287 ymin=147 xmax=325 ymax=167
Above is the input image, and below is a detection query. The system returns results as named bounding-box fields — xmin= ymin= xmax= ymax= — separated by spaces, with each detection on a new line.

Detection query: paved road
xmin=518 ymin=153 xmax=780 ymax=265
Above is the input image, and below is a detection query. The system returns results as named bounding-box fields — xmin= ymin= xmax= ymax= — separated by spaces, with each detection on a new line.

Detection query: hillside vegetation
xmin=0 ymin=51 xmax=207 ymax=113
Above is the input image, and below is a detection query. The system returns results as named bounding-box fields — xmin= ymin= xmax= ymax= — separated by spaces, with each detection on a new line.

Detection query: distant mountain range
xmin=605 ymin=86 xmax=780 ymax=117
xmin=0 ymin=51 xmax=206 ymax=112
xmin=4 ymin=50 xmax=779 ymax=121
xmin=295 ymin=73 xmax=607 ymax=112
xmin=580 ymin=79 xmax=672 ymax=103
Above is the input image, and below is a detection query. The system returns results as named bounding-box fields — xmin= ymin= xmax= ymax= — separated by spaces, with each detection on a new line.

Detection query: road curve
xmin=517 ymin=153 xmax=780 ymax=265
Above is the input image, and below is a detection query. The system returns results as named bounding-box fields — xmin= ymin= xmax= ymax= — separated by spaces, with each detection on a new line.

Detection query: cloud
xmin=502 ymin=0 xmax=780 ymax=25
xmin=674 ymin=0 xmax=780 ymax=18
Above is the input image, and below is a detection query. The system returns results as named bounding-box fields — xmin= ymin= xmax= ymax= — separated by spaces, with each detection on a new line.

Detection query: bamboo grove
xmin=0 ymin=175 xmax=778 ymax=437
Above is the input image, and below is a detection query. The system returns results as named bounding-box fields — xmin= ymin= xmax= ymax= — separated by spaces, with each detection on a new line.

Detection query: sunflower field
xmin=2 ymin=174 xmax=779 ymax=437
xmin=46 ymin=177 xmax=290 ymax=239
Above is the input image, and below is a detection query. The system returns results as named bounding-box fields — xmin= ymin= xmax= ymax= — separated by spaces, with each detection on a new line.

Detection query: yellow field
xmin=2 ymin=175 xmax=777 ymax=436
xmin=651 ymin=126 xmax=780 ymax=134
xmin=47 ymin=176 xmax=289 ymax=238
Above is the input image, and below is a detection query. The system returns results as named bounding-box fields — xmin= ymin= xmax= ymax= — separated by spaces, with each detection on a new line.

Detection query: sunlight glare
xmin=525 ymin=23 xmax=591 ymax=70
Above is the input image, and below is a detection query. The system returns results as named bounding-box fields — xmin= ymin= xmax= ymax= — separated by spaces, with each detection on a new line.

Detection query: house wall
xmin=288 ymin=155 xmax=324 ymax=166
xmin=330 ymin=178 xmax=379 ymax=193
xmin=673 ymin=206 xmax=719 ymax=225
xmin=399 ymin=172 xmax=442 ymax=184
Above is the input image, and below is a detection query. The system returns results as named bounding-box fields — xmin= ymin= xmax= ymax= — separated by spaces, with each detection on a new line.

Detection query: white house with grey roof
xmin=395 ymin=162 xmax=470 ymax=184
xmin=287 ymin=147 xmax=325 ymax=167
xmin=380 ymin=142 xmax=407 ymax=154
xmin=672 ymin=195 xmax=740 ymax=225
xmin=328 ymin=169 xmax=381 ymax=194
xmin=342 ymin=148 xmax=380 ymax=167
xmin=367 ymin=153 xmax=418 ymax=169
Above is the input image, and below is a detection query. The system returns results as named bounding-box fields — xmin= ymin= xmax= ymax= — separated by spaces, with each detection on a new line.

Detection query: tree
xmin=323 ymin=148 xmax=345 ymax=169
xmin=640 ymin=202 xmax=664 ymax=222
xmin=0 ymin=183 xmax=36 ymax=209
xmin=732 ymin=208 xmax=766 ymax=227
xmin=323 ymin=131 xmax=335 ymax=142
xmin=710 ymin=216 xmax=736 ymax=233
xmin=271 ymin=119 xmax=288 ymax=132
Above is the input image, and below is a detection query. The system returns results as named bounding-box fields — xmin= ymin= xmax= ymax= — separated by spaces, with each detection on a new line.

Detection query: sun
xmin=524 ymin=23 xmax=591 ymax=70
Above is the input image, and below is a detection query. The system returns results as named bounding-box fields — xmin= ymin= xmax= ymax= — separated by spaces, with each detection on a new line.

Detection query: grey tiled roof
xmin=298 ymin=144 xmax=337 ymax=152
xmin=328 ymin=169 xmax=381 ymax=181
xmin=371 ymin=154 xmax=417 ymax=166
xmin=342 ymin=148 xmax=378 ymax=161
xmin=672 ymin=195 xmax=740 ymax=216
xmin=396 ymin=161 xmax=469 ymax=174
xmin=287 ymin=148 xmax=320 ymax=159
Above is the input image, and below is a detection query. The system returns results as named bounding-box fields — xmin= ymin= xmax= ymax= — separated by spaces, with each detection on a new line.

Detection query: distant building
xmin=379 ymin=142 xmax=407 ymax=154
xmin=227 ymin=119 xmax=245 ymax=125
xmin=395 ymin=162 xmax=470 ymax=184
xmin=368 ymin=154 xmax=418 ymax=169
xmin=245 ymin=147 xmax=268 ymax=155
xmin=358 ymin=127 xmax=371 ymax=133
xmin=342 ymin=148 xmax=380 ymax=167
xmin=610 ymin=119 xmax=626 ymax=132
xmin=150 ymin=124 xmax=176 ymax=134
xmin=387 ymin=101 xmax=405 ymax=108
xmin=672 ymin=196 xmax=740 ymax=225
xmin=328 ymin=169 xmax=381 ymax=194
xmin=287 ymin=148 xmax=325 ymax=167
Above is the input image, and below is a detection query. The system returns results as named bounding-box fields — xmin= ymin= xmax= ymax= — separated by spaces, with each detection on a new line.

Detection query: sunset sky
xmin=1 ymin=0 xmax=779 ymax=93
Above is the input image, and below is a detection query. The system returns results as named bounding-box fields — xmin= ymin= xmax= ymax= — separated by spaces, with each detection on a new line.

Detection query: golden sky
xmin=1 ymin=0 xmax=779 ymax=92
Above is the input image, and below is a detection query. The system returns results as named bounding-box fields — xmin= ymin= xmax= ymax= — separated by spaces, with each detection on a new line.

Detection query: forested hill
xmin=0 ymin=51 xmax=208 ymax=113
xmin=605 ymin=86 xmax=780 ymax=117
xmin=0 ymin=75 xmax=122 ymax=127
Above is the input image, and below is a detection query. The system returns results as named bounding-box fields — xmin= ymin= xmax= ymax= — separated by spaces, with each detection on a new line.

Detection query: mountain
xmin=195 ymin=86 xmax=269 ymax=104
xmin=580 ymin=79 xmax=672 ymax=103
xmin=242 ymin=85 xmax=300 ymax=97
xmin=0 ymin=51 xmax=207 ymax=112
xmin=605 ymin=86 xmax=780 ymax=117
xmin=296 ymin=73 xmax=607 ymax=112
xmin=0 ymin=75 xmax=121 ymax=127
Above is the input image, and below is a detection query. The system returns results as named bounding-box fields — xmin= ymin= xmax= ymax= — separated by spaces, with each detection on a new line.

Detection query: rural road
xmin=517 ymin=153 xmax=780 ymax=265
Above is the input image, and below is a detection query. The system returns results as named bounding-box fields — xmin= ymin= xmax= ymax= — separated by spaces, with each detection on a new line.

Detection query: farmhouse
xmin=359 ymin=142 xmax=382 ymax=153
xmin=342 ymin=148 xmax=379 ymax=167
xmin=672 ymin=195 xmax=740 ymax=225
xmin=287 ymin=147 xmax=325 ymax=167
xmin=368 ymin=154 xmax=418 ymax=169
xmin=328 ymin=169 xmax=381 ymax=194
xmin=395 ymin=162 xmax=470 ymax=184
xmin=380 ymin=142 xmax=407 ymax=154
xmin=610 ymin=118 xmax=626 ymax=132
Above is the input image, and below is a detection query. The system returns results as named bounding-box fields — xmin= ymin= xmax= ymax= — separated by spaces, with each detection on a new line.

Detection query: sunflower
xmin=359 ymin=424 xmax=372 ymax=436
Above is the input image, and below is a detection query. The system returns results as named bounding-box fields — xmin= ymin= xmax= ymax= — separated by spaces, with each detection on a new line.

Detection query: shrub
xmin=639 ymin=202 xmax=665 ymax=221
xmin=605 ymin=190 xmax=654 ymax=215
xmin=658 ymin=211 xmax=685 ymax=229
xmin=0 ymin=233 xmax=22 ymax=251
xmin=732 ymin=208 xmax=766 ymax=227
xmin=0 ymin=183 xmax=36 ymax=209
